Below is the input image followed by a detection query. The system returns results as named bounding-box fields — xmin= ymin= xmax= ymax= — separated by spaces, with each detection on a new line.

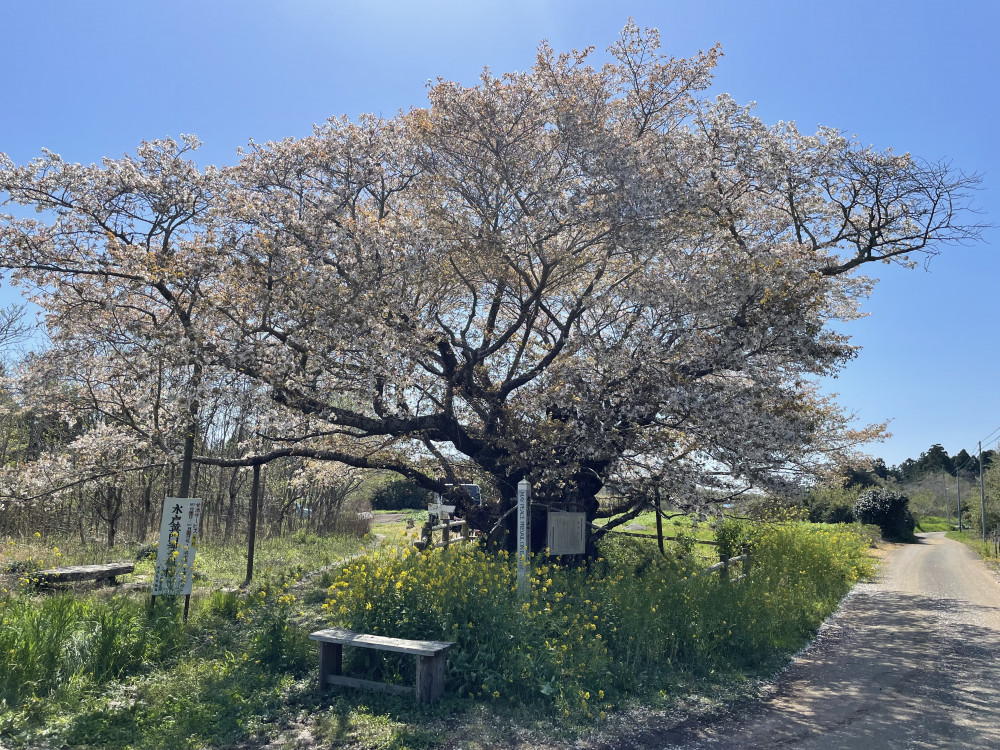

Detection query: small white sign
xmin=547 ymin=512 xmax=587 ymax=555
xmin=427 ymin=503 xmax=456 ymax=515
xmin=153 ymin=497 xmax=202 ymax=596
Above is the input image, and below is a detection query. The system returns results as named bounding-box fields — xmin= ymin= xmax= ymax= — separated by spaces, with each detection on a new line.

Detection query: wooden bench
xmin=309 ymin=627 xmax=454 ymax=704
xmin=33 ymin=563 xmax=135 ymax=586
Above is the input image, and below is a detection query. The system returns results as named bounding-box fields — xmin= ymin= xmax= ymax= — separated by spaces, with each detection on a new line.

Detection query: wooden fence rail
xmin=697 ymin=549 xmax=752 ymax=581
xmin=413 ymin=517 xmax=475 ymax=550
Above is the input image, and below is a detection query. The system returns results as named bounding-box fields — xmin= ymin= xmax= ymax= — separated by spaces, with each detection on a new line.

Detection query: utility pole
xmin=943 ymin=471 xmax=951 ymax=526
xmin=957 ymin=472 xmax=963 ymax=532
xmin=981 ymin=441 xmax=987 ymax=542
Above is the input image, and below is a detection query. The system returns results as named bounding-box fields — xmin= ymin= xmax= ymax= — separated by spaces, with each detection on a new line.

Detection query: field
xmin=914 ymin=515 xmax=955 ymax=533
xmin=0 ymin=517 xmax=876 ymax=749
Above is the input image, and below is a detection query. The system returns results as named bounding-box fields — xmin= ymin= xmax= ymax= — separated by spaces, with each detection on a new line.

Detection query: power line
xmin=936 ymin=424 xmax=1000 ymax=478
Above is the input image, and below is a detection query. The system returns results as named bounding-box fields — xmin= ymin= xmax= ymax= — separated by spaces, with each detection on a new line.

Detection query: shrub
xmin=808 ymin=499 xmax=856 ymax=524
xmin=369 ymin=479 xmax=431 ymax=511
xmin=806 ymin=484 xmax=859 ymax=524
xmin=714 ymin=518 xmax=758 ymax=558
xmin=740 ymin=498 xmax=807 ymax=522
xmin=240 ymin=582 xmax=311 ymax=674
xmin=854 ymin=488 xmax=915 ymax=541
xmin=2 ymin=557 xmax=41 ymax=576
xmin=854 ymin=523 xmax=882 ymax=547
xmin=966 ymin=497 xmax=1000 ymax=540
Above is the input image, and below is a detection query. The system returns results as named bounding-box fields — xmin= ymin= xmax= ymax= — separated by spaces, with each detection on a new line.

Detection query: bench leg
xmin=318 ymin=642 xmax=343 ymax=690
xmin=415 ymin=652 xmax=446 ymax=704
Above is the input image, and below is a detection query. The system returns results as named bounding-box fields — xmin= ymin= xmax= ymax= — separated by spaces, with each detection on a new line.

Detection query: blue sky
xmin=1 ymin=0 xmax=996 ymax=467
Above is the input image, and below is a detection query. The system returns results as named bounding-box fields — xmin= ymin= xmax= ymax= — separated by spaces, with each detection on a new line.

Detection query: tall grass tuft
xmin=0 ymin=592 xmax=184 ymax=708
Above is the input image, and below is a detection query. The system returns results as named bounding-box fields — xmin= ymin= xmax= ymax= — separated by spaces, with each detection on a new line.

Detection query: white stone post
xmin=517 ymin=479 xmax=531 ymax=598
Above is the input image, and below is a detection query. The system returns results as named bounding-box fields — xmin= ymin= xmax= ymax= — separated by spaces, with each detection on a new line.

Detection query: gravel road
xmin=653 ymin=532 xmax=1000 ymax=749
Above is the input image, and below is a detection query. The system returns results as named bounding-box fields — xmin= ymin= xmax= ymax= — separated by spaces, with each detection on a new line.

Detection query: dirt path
xmin=645 ymin=532 xmax=1000 ymax=749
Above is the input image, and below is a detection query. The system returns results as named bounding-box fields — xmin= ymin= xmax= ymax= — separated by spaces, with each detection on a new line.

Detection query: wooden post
xmin=318 ymin=641 xmax=343 ymax=691
xmin=442 ymin=513 xmax=450 ymax=548
xmin=415 ymin=652 xmax=446 ymax=703
xmin=719 ymin=554 xmax=730 ymax=582
xmin=742 ymin=545 xmax=752 ymax=575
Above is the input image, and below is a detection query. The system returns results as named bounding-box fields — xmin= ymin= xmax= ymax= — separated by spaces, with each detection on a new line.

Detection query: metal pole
xmin=981 ymin=441 xmax=987 ymax=542
xmin=517 ymin=480 xmax=530 ymax=599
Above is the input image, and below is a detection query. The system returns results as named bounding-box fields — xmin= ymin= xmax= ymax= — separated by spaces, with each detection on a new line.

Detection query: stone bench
xmin=33 ymin=563 xmax=135 ymax=586
xmin=309 ymin=627 xmax=454 ymax=704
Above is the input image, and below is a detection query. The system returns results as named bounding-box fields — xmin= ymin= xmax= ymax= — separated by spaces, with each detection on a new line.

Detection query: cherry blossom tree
xmin=0 ymin=22 xmax=982 ymax=552
xmin=0 ymin=136 xmax=220 ymax=499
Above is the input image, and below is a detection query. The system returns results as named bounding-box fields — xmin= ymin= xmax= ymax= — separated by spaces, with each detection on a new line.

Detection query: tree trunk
xmin=178 ymin=429 xmax=195 ymax=498
xmin=142 ymin=478 xmax=154 ymax=540
xmin=244 ymin=465 xmax=260 ymax=588
xmin=224 ymin=466 xmax=241 ymax=541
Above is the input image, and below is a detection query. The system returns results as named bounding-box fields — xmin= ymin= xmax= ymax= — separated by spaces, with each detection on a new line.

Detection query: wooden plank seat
xmin=33 ymin=562 xmax=135 ymax=585
xmin=309 ymin=627 xmax=454 ymax=704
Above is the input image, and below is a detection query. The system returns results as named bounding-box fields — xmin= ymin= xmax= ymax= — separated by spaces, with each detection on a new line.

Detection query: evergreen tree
xmin=916 ymin=444 xmax=954 ymax=477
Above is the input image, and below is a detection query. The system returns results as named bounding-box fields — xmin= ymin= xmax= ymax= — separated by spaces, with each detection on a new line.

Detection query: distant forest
xmin=810 ymin=443 xmax=1000 ymax=530
xmin=842 ymin=444 xmax=996 ymax=489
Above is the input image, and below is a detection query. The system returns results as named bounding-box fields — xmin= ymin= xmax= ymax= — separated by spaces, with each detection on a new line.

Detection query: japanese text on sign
xmin=153 ymin=497 xmax=202 ymax=595
xmin=546 ymin=512 xmax=587 ymax=555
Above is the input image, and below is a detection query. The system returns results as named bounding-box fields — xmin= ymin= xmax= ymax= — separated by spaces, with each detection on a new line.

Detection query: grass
xmin=1 ymin=529 xmax=366 ymax=591
xmin=0 ymin=529 xmax=367 ymax=748
xmin=915 ymin=515 xmax=955 ymax=533
xmin=370 ymin=509 xmax=423 ymax=541
xmin=0 ymin=573 xmax=315 ymax=748
xmin=946 ymin=528 xmax=1000 ymax=562
xmin=0 ymin=518 xmax=876 ymax=749
xmin=1 ymin=535 xmax=112 ymax=575
xmin=189 ymin=529 xmax=365 ymax=586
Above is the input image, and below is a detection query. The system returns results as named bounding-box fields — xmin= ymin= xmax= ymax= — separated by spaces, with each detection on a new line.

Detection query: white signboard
xmin=547 ymin=512 xmax=587 ymax=555
xmin=153 ymin=497 xmax=202 ymax=596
